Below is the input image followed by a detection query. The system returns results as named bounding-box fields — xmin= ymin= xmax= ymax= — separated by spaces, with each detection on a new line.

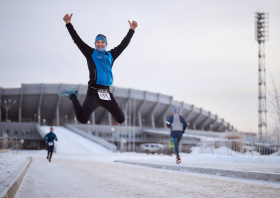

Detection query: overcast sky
xmin=0 ymin=0 xmax=280 ymax=133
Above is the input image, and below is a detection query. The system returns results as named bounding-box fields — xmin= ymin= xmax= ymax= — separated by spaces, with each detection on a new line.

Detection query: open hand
xmin=63 ymin=13 xmax=73 ymax=24
xmin=128 ymin=20 xmax=138 ymax=30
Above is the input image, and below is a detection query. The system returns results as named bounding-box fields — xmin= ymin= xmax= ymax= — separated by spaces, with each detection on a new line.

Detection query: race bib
xmin=48 ymin=142 xmax=54 ymax=146
xmin=97 ymin=89 xmax=111 ymax=100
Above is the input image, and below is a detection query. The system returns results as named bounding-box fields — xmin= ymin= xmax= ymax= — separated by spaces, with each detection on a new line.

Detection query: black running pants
xmin=47 ymin=145 xmax=54 ymax=159
xmin=71 ymin=88 xmax=125 ymax=124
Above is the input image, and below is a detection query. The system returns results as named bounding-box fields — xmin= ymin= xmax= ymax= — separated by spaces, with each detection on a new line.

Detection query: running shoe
xmin=176 ymin=157 xmax=181 ymax=164
xmin=47 ymin=155 xmax=48 ymax=159
xmin=49 ymin=159 xmax=51 ymax=162
xmin=58 ymin=88 xmax=78 ymax=100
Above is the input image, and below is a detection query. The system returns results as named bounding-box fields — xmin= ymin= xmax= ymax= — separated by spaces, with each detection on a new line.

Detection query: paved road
xmin=15 ymin=154 xmax=280 ymax=198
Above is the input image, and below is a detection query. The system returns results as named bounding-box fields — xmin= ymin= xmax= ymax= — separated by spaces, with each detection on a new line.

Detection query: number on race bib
xmin=97 ymin=90 xmax=111 ymax=100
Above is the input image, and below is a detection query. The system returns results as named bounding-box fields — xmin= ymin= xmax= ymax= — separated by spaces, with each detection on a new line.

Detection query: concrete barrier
xmin=114 ymin=160 xmax=280 ymax=182
xmin=0 ymin=157 xmax=32 ymax=198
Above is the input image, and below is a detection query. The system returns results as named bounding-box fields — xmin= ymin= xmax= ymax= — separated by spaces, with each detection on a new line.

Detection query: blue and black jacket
xmin=66 ymin=23 xmax=135 ymax=88
xmin=166 ymin=114 xmax=188 ymax=138
xmin=44 ymin=132 xmax=58 ymax=145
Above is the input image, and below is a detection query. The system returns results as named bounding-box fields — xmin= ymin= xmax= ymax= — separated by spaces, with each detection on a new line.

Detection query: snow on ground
xmin=15 ymin=152 xmax=280 ymax=198
xmin=189 ymin=146 xmax=280 ymax=163
xmin=0 ymin=152 xmax=28 ymax=184
xmin=40 ymin=126 xmax=111 ymax=154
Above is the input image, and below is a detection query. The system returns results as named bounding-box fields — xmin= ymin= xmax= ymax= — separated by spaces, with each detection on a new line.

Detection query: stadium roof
xmin=0 ymin=84 xmax=235 ymax=132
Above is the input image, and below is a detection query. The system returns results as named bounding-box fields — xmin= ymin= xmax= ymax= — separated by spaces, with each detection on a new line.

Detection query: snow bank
xmin=0 ymin=152 xmax=28 ymax=183
xmin=188 ymin=146 xmax=280 ymax=163
xmin=40 ymin=126 xmax=112 ymax=154
xmin=0 ymin=152 xmax=27 ymax=172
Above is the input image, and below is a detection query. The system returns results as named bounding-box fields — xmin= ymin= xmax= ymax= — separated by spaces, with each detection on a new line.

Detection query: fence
xmin=197 ymin=133 xmax=280 ymax=156
xmin=0 ymin=138 xmax=22 ymax=153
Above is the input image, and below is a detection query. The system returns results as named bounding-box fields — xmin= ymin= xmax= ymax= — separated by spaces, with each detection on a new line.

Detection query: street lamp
xmin=111 ymin=127 xmax=115 ymax=145
xmin=43 ymin=119 xmax=46 ymax=126
xmin=87 ymin=121 xmax=91 ymax=133
xmin=65 ymin=115 xmax=68 ymax=124
xmin=0 ymin=99 xmax=16 ymax=122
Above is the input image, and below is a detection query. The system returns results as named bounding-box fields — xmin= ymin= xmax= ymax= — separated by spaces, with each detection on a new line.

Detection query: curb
xmin=115 ymin=160 xmax=280 ymax=182
xmin=0 ymin=157 xmax=32 ymax=198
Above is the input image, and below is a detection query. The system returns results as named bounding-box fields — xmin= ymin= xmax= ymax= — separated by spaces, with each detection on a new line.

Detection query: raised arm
xmin=109 ymin=20 xmax=138 ymax=61
xmin=63 ymin=14 xmax=93 ymax=57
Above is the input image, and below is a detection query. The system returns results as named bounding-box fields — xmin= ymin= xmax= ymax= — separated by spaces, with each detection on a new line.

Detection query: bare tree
xmin=269 ymin=77 xmax=280 ymax=133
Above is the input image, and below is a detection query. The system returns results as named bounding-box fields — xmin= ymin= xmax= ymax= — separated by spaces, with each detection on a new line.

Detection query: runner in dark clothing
xmin=58 ymin=13 xmax=138 ymax=124
xmin=166 ymin=107 xmax=187 ymax=164
xmin=43 ymin=127 xmax=58 ymax=162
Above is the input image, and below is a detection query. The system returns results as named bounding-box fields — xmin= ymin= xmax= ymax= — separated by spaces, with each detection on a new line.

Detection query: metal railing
xmin=0 ymin=138 xmax=22 ymax=153
xmin=196 ymin=133 xmax=280 ymax=156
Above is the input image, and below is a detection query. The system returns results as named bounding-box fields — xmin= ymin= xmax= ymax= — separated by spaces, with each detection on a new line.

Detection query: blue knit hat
xmin=95 ymin=34 xmax=107 ymax=45
xmin=172 ymin=106 xmax=178 ymax=113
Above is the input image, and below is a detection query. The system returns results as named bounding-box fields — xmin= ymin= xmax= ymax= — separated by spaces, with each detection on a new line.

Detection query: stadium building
xmin=0 ymin=84 xmax=236 ymax=151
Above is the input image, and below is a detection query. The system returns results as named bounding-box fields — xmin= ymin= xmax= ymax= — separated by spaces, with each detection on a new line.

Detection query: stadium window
xmin=9 ymin=129 xmax=14 ymax=136
xmin=14 ymin=130 xmax=18 ymax=135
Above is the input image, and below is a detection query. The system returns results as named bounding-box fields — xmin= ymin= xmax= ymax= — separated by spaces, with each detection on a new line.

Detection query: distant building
xmin=0 ymin=84 xmax=235 ymax=151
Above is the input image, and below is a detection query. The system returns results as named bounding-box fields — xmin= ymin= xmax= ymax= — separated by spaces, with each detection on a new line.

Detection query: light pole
xmin=111 ymin=127 xmax=115 ymax=145
xmin=43 ymin=119 xmax=46 ymax=126
xmin=255 ymin=12 xmax=269 ymax=136
xmin=133 ymin=98 xmax=136 ymax=152
xmin=87 ymin=121 xmax=91 ymax=133
xmin=0 ymin=99 xmax=16 ymax=122
xmin=65 ymin=115 xmax=68 ymax=124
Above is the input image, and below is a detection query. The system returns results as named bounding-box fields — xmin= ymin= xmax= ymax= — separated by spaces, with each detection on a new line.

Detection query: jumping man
xmin=59 ymin=13 xmax=138 ymax=124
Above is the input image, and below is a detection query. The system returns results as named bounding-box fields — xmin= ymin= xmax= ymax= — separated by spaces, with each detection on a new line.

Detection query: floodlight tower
xmin=255 ymin=12 xmax=269 ymax=136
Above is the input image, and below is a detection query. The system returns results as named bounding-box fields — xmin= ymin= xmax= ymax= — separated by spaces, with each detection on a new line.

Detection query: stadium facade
xmin=0 ymin=84 xmax=235 ymax=151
